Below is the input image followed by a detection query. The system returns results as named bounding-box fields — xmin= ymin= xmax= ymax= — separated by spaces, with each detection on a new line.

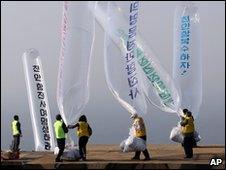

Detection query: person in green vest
xmin=180 ymin=110 xmax=196 ymax=158
xmin=68 ymin=115 xmax=92 ymax=161
xmin=54 ymin=114 xmax=68 ymax=162
xmin=11 ymin=115 xmax=22 ymax=153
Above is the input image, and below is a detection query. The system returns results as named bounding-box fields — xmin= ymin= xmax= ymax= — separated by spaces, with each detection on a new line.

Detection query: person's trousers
xmin=79 ymin=136 xmax=89 ymax=158
xmin=11 ymin=135 xmax=20 ymax=152
xmin=183 ymin=136 xmax=194 ymax=158
xmin=56 ymin=138 xmax=65 ymax=161
xmin=134 ymin=149 xmax=150 ymax=159
xmin=134 ymin=136 xmax=150 ymax=159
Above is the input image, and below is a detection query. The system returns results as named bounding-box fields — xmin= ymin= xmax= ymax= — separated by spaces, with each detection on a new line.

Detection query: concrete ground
xmin=1 ymin=144 xmax=225 ymax=169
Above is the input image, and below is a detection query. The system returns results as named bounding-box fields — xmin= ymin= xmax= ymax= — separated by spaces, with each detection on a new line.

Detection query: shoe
xmin=131 ymin=157 xmax=140 ymax=160
xmin=192 ymin=142 xmax=197 ymax=147
xmin=143 ymin=157 xmax=151 ymax=161
xmin=55 ymin=158 xmax=62 ymax=162
xmin=184 ymin=156 xmax=193 ymax=159
xmin=80 ymin=157 xmax=86 ymax=161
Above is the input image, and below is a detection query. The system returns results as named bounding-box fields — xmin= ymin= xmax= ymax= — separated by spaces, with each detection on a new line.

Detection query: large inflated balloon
xmin=104 ymin=1 xmax=147 ymax=115
xmin=22 ymin=49 xmax=55 ymax=151
xmin=173 ymin=1 xmax=202 ymax=118
xmin=90 ymin=1 xmax=180 ymax=113
xmin=57 ymin=2 xmax=95 ymax=125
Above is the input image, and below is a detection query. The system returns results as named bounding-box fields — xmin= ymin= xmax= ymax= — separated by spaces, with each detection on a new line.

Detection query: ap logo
xmin=210 ymin=158 xmax=223 ymax=166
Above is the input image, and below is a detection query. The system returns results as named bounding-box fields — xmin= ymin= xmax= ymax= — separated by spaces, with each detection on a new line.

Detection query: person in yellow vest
xmin=54 ymin=114 xmax=68 ymax=162
xmin=131 ymin=113 xmax=150 ymax=160
xmin=11 ymin=115 xmax=22 ymax=154
xmin=68 ymin=115 xmax=92 ymax=161
xmin=180 ymin=110 xmax=195 ymax=158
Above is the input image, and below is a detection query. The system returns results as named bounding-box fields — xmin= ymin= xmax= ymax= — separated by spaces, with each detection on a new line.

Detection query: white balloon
xmin=104 ymin=1 xmax=147 ymax=115
xmin=22 ymin=48 xmax=55 ymax=151
xmin=57 ymin=2 xmax=95 ymax=125
xmin=173 ymin=2 xmax=202 ymax=118
xmin=91 ymin=1 xmax=180 ymax=113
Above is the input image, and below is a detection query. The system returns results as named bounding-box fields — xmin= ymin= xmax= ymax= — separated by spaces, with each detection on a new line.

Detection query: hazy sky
xmin=1 ymin=1 xmax=225 ymax=151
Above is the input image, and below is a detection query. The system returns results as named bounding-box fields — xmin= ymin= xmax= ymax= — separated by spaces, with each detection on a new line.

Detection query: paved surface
xmin=1 ymin=144 xmax=225 ymax=169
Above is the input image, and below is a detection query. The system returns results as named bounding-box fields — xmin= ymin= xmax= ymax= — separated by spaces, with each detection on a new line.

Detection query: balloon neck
xmin=65 ymin=135 xmax=74 ymax=148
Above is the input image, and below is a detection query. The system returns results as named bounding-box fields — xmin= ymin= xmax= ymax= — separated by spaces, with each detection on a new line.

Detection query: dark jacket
xmin=16 ymin=121 xmax=22 ymax=135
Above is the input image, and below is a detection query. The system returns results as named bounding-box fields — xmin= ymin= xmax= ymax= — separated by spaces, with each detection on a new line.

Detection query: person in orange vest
xmin=131 ymin=113 xmax=150 ymax=160
xmin=11 ymin=115 xmax=22 ymax=154
xmin=180 ymin=110 xmax=195 ymax=158
xmin=68 ymin=115 xmax=92 ymax=161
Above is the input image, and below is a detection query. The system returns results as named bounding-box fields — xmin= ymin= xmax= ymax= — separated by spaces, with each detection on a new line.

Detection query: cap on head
xmin=56 ymin=114 xmax=62 ymax=120
xmin=183 ymin=109 xmax=188 ymax=114
xmin=186 ymin=111 xmax=192 ymax=117
xmin=79 ymin=115 xmax=87 ymax=122
xmin=130 ymin=113 xmax=138 ymax=119
xmin=14 ymin=115 xmax=19 ymax=120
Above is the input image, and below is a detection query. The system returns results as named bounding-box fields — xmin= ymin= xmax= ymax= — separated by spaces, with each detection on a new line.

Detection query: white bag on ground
xmin=120 ymin=127 xmax=146 ymax=152
xmin=54 ymin=146 xmax=80 ymax=160
xmin=62 ymin=147 xmax=80 ymax=161
xmin=170 ymin=125 xmax=201 ymax=143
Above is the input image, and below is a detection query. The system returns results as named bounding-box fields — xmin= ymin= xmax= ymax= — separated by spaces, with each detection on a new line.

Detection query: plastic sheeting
xmin=22 ymin=49 xmax=55 ymax=151
xmin=173 ymin=1 xmax=202 ymax=118
xmin=90 ymin=1 xmax=180 ymax=114
xmin=54 ymin=146 xmax=80 ymax=160
xmin=104 ymin=1 xmax=147 ymax=115
xmin=170 ymin=124 xmax=201 ymax=143
xmin=120 ymin=127 xmax=146 ymax=152
xmin=57 ymin=1 xmax=95 ymax=126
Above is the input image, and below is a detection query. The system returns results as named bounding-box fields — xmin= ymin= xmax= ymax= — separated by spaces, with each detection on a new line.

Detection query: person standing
xmin=180 ymin=110 xmax=195 ymax=158
xmin=11 ymin=115 xmax=22 ymax=154
xmin=54 ymin=114 xmax=68 ymax=162
xmin=130 ymin=113 xmax=150 ymax=160
xmin=68 ymin=115 xmax=92 ymax=161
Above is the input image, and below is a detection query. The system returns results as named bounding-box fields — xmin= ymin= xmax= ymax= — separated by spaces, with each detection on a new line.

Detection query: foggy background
xmin=1 ymin=1 xmax=225 ymax=151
